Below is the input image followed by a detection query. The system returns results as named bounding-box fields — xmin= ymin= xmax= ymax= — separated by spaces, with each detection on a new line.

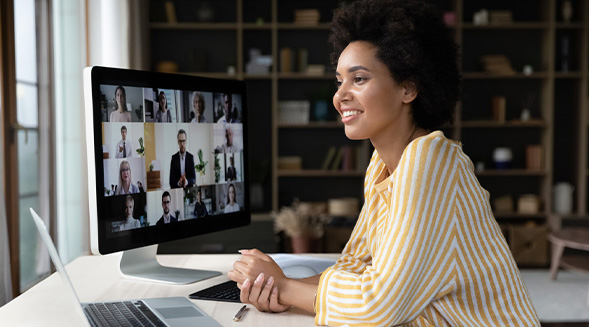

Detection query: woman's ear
xmin=402 ymin=81 xmax=418 ymax=104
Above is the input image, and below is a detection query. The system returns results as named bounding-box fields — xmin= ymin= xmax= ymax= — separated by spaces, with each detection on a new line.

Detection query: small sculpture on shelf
xmin=519 ymin=93 xmax=536 ymax=122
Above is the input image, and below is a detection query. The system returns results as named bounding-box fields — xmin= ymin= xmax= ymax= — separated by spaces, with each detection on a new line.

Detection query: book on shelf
xmin=321 ymin=144 xmax=371 ymax=172
xmin=280 ymin=47 xmax=293 ymax=73
xmin=297 ymin=48 xmax=308 ymax=73
xmin=164 ymin=1 xmax=177 ymax=23
xmin=321 ymin=146 xmax=338 ymax=170
xmin=294 ymin=9 xmax=320 ymax=25
xmin=330 ymin=147 xmax=344 ymax=170
xmin=341 ymin=145 xmax=354 ymax=172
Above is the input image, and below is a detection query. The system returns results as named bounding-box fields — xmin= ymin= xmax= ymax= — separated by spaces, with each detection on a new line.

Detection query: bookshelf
xmin=144 ymin=0 xmax=589 ymax=262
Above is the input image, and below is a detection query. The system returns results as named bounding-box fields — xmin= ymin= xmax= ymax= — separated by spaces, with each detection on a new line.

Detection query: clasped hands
xmin=177 ymin=174 xmax=187 ymax=188
xmin=228 ymin=249 xmax=290 ymax=313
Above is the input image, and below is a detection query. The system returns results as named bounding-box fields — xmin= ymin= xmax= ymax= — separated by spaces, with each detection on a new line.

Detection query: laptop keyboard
xmin=189 ymin=280 xmax=241 ymax=303
xmin=84 ymin=301 xmax=166 ymax=327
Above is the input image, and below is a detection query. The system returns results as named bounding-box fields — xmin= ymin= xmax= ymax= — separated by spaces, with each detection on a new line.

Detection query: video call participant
xmin=215 ymin=125 xmax=239 ymax=153
xmin=110 ymin=85 xmax=131 ymax=122
xmin=217 ymin=93 xmax=239 ymax=123
xmin=115 ymin=125 xmax=133 ymax=158
xmin=193 ymin=188 xmax=208 ymax=218
xmin=118 ymin=195 xmax=140 ymax=231
xmin=226 ymin=156 xmax=237 ymax=181
xmin=116 ymin=160 xmax=139 ymax=195
xmin=224 ymin=183 xmax=239 ymax=213
xmin=156 ymin=191 xmax=177 ymax=225
xmin=169 ymin=129 xmax=196 ymax=189
xmin=191 ymin=91 xmax=207 ymax=123
xmin=155 ymin=91 xmax=173 ymax=122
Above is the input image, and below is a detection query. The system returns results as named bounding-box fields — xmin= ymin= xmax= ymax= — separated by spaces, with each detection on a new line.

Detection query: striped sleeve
xmin=315 ymin=135 xmax=459 ymax=326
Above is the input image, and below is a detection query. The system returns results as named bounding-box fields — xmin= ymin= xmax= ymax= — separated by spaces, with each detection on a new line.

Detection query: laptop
xmin=29 ymin=208 xmax=222 ymax=327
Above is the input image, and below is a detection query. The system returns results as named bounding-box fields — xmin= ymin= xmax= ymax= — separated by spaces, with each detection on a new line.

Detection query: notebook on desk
xmin=29 ymin=208 xmax=221 ymax=327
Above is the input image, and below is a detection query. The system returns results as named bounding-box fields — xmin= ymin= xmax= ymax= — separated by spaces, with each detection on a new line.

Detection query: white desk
xmin=0 ymin=253 xmax=339 ymax=326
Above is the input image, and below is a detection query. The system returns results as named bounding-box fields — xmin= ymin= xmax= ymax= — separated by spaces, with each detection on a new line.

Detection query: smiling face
xmin=116 ymin=88 xmax=126 ymax=111
xmin=193 ymin=93 xmax=204 ymax=115
xmin=120 ymin=162 xmax=131 ymax=183
xmin=159 ymin=92 xmax=167 ymax=111
xmin=228 ymin=185 xmax=235 ymax=203
xmin=334 ymin=41 xmax=414 ymax=143
xmin=125 ymin=198 xmax=134 ymax=218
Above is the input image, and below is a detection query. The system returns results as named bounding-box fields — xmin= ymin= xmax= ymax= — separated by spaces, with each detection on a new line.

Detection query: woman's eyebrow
xmin=335 ymin=65 xmax=371 ymax=76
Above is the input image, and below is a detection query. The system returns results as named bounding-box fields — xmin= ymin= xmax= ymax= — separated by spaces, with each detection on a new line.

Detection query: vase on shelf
xmin=290 ymin=236 xmax=318 ymax=253
xmin=561 ymin=0 xmax=573 ymax=23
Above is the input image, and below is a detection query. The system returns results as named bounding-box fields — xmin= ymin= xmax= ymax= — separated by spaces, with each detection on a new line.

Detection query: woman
xmin=228 ymin=0 xmax=540 ymax=326
xmin=224 ymin=183 xmax=239 ymax=213
xmin=191 ymin=91 xmax=207 ymax=123
xmin=116 ymin=160 xmax=139 ymax=195
xmin=109 ymin=86 xmax=131 ymax=122
xmin=155 ymin=91 xmax=173 ymax=122
xmin=118 ymin=195 xmax=140 ymax=231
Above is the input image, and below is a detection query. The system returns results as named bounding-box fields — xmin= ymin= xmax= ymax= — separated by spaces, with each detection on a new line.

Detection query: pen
xmin=233 ymin=305 xmax=247 ymax=322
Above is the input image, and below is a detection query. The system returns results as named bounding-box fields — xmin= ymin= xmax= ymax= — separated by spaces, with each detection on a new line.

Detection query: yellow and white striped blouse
xmin=315 ymin=131 xmax=539 ymax=326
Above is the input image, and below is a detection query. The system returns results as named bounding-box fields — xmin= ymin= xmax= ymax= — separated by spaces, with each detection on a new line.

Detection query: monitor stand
xmin=119 ymin=245 xmax=221 ymax=284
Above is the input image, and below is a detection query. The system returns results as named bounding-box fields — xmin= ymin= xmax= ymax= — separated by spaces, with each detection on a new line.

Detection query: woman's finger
xmin=257 ymin=276 xmax=274 ymax=311
xmin=239 ymin=278 xmax=251 ymax=304
xmin=248 ymin=273 xmax=265 ymax=306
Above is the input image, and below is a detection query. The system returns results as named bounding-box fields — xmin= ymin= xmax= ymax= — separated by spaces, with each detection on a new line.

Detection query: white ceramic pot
xmin=554 ymin=182 xmax=574 ymax=215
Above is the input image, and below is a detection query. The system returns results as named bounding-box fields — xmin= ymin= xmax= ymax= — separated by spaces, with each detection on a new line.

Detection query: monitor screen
xmin=83 ymin=67 xmax=250 ymax=272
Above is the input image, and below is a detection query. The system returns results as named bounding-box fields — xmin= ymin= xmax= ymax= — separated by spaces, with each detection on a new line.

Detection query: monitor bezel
xmin=84 ymin=66 xmax=251 ymax=255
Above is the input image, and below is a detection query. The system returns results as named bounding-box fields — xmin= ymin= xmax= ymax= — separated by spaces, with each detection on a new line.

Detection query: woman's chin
xmin=344 ymin=128 xmax=367 ymax=141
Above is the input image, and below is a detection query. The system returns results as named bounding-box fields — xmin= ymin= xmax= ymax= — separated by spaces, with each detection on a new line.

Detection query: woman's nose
xmin=334 ymin=83 xmax=351 ymax=103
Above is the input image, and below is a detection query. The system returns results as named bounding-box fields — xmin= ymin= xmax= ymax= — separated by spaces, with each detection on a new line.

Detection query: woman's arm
xmin=316 ymin=136 xmax=459 ymax=326
xmin=229 ymin=249 xmax=319 ymax=313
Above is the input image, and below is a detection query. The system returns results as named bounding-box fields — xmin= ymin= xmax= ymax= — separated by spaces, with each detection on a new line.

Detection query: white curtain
xmin=52 ymin=0 xmax=141 ymax=263
xmin=0 ymin=111 xmax=13 ymax=306
xmin=53 ymin=0 xmax=89 ymax=263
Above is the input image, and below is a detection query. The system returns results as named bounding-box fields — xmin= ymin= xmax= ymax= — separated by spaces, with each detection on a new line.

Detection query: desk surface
xmin=0 ymin=253 xmax=339 ymax=327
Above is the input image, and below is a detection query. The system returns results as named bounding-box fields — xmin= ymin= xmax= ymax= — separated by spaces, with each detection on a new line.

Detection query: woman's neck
xmin=373 ymin=124 xmax=428 ymax=175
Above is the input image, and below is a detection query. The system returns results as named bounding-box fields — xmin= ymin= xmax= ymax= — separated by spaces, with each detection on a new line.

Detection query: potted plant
xmin=194 ymin=149 xmax=208 ymax=184
xmin=273 ymin=199 xmax=331 ymax=253
xmin=136 ymin=137 xmax=145 ymax=157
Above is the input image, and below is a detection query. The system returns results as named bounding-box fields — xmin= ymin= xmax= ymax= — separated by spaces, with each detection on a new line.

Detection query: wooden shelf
xmin=460 ymin=120 xmax=546 ymax=128
xmin=462 ymin=72 xmax=549 ymax=79
xmin=150 ymin=22 xmax=238 ymax=30
xmin=277 ymin=170 xmax=364 ymax=177
xmin=277 ymin=73 xmax=334 ymax=80
xmin=279 ymin=122 xmax=342 ymax=129
xmin=462 ymin=22 xmax=548 ymax=29
xmin=276 ymin=23 xmax=331 ymax=30
xmin=493 ymin=212 xmax=547 ymax=219
xmin=475 ymin=169 xmax=547 ymax=177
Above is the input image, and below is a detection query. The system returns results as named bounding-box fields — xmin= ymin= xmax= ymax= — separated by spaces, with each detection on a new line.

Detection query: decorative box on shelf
xmin=278 ymin=101 xmax=310 ymax=124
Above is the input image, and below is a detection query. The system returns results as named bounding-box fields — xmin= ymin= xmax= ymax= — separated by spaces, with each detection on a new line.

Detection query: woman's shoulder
xmin=400 ymin=130 xmax=462 ymax=167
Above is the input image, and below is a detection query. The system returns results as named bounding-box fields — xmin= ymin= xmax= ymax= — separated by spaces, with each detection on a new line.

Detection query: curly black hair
xmin=329 ymin=0 xmax=460 ymax=130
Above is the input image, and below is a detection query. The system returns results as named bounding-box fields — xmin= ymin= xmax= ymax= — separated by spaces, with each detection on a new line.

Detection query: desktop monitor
xmin=83 ymin=66 xmax=250 ymax=284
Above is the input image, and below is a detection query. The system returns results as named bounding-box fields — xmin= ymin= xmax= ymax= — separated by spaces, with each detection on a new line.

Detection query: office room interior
xmin=1 ymin=0 xmax=588 ymax=326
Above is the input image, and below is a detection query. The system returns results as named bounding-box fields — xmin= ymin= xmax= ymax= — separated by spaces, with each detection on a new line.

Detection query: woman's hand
xmin=228 ymin=249 xmax=290 ymax=312
xmin=238 ymin=273 xmax=290 ymax=312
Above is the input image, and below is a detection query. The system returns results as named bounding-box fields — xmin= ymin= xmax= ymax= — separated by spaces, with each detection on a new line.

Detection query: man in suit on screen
xmin=169 ymin=129 xmax=196 ymax=189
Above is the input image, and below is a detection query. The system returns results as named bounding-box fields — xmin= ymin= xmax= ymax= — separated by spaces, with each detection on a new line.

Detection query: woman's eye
xmin=334 ymin=80 xmax=342 ymax=88
xmin=354 ymin=76 xmax=366 ymax=83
